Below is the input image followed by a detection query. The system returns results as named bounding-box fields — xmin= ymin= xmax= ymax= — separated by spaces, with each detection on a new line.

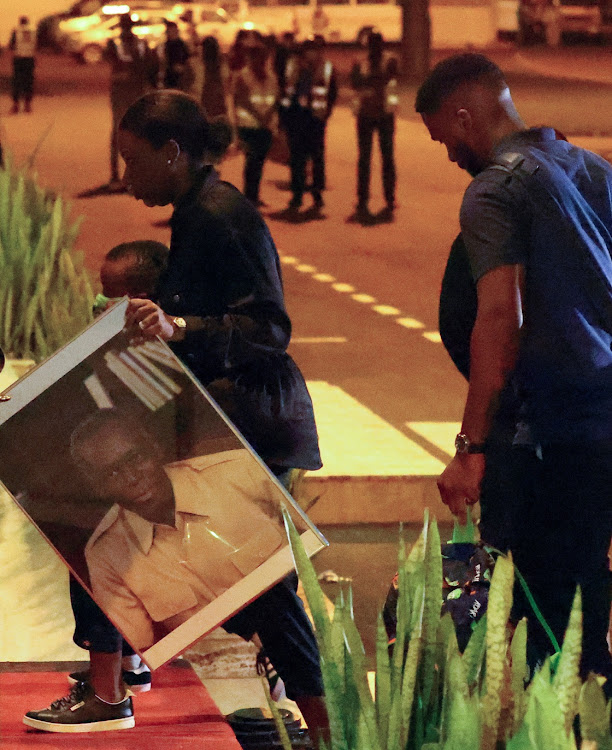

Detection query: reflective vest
xmin=234 ymin=68 xmax=277 ymax=129
xmin=352 ymin=61 xmax=399 ymax=117
xmin=310 ymin=60 xmax=332 ymax=119
xmin=13 ymin=25 xmax=36 ymax=58
xmin=281 ymin=59 xmax=332 ymax=120
xmin=385 ymin=77 xmax=399 ymax=113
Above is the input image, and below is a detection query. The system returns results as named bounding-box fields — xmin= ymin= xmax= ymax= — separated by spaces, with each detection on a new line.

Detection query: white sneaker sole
xmin=23 ymin=715 xmax=135 ymax=733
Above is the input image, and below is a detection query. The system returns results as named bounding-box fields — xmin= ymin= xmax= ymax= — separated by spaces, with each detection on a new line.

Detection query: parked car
xmin=58 ymin=2 xmax=267 ymax=62
xmin=516 ymin=0 xmax=604 ymax=43
xmin=61 ymin=9 xmax=188 ymax=63
xmin=192 ymin=6 xmax=269 ymax=50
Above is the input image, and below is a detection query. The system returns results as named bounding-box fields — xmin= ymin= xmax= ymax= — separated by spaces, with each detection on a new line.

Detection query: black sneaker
xmin=23 ymin=681 xmax=134 ymax=733
xmin=68 ymin=664 xmax=151 ymax=693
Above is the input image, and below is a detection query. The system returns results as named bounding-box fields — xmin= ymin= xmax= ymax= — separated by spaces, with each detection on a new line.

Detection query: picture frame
xmin=0 ymin=301 xmax=326 ymax=669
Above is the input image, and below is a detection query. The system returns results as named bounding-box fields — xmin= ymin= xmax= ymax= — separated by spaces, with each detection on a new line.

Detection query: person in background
xmin=105 ymin=14 xmax=155 ymax=190
xmin=9 ymin=16 xmax=36 ymax=114
xmin=200 ymin=35 xmax=232 ymax=165
xmin=350 ymin=32 xmax=398 ymax=222
xmin=231 ymin=41 xmax=278 ymax=206
xmin=311 ymin=1 xmax=329 ymax=38
xmin=273 ymin=31 xmax=296 ymax=95
xmin=157 ymin=21 xmax=193 ymax=91
xmin=280 ymin=36 xmax=337 ymax=212
xmin=227 ymin=29 xmax=253 ymax=80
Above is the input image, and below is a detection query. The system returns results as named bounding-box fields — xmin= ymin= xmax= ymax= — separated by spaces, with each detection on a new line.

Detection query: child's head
xmin=101 ymin=240 xmax=170 ymax=299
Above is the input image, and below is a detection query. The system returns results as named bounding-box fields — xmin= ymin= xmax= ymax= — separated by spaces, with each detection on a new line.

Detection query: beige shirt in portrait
xmin=84 ymin=449 xmax=286 ymax=649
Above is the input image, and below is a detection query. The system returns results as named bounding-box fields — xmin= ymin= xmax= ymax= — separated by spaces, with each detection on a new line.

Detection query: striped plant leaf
xmin=509 ymin=617 xmax=528 ymax=734
xmin=578 ymin=674 xmax=612 ymax=750
xmin=552 ymin=588 xmax=582 ymax=736
xmin=480 ymin=553 xmax=514 ymax=750
xmin=375 ymin=611 xmax=392 ymax=746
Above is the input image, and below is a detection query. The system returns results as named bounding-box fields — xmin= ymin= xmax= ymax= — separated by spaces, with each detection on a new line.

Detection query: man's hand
xmin=437 ymin=452 xmax=485 ymax=523
xmin=125 ymin=298 xmax=175 ymax=343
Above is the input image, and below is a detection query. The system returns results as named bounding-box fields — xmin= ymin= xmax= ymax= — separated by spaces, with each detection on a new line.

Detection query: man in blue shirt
xmin=416 ymin=53 xmax=612 ymax=686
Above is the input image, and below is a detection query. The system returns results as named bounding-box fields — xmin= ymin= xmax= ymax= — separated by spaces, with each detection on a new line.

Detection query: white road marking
xmin=397 ymin=317 xmax=425 ymax=329
xmin=279 ymin=254 xmax=442 ymax=344
xmin=332 ymin=282 xmax=356 ymax=293
xmin=372 ymin=304 xmax=401 ymax=316
xmin=313 ymin=273 xmax=336 ymax=282
xmin=351 ymin=293 xmax=376 ymax=303
xmin=307 ymin=381 xmax=447 ymax=477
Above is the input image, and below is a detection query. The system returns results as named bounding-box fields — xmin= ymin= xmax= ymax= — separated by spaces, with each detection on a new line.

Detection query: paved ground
xmin=2 ymin=44 xmax=612 ymax=662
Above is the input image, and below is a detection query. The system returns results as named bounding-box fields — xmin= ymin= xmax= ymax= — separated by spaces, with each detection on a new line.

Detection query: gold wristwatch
xmin=172 ymin=316 xmax=187 ymax=334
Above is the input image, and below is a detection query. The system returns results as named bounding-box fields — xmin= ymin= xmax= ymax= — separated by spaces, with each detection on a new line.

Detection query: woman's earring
xmin=167 ymin=159 xmax=172 ymax=165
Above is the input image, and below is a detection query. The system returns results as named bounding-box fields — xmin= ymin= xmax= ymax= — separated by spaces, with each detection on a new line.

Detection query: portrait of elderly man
xmin=70 ymin=408 xmax=292 ymax=651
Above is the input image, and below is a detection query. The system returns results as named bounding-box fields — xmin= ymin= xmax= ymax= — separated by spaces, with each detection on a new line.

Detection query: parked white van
xmin=239 ymin=0 xmax=506 ymax=48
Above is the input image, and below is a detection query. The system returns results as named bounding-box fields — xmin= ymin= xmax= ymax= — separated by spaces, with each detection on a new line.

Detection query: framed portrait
xmin=0 ymin=301 xmax=326 ymax=670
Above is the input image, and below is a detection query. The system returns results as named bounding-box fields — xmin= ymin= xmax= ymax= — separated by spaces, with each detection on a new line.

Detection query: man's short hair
xmin=415 ymin=53 xmax=507 ymax=116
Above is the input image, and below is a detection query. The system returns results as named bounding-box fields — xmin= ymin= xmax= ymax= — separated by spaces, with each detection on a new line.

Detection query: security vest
xmin=352 ymin=60 xmax=399 ymax=117
xmin=13 ymin=24 xmax=36 ymax=58
xmin=233 ymin=68 xmax=277 ymax=129
xmin=281 ymin=58 xmax=333 ymax=120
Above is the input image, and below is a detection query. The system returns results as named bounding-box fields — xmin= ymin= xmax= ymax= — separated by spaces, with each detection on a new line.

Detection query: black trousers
xmin=482 ymin=440 xmax=612 ymax=683
xmin=357 ymin=114 xmax=396 ymax=207
xmin=238 ymin=126 xmax=273 ymax=203
xmin=12 ymin=57 xmax=35 ymax=104
xmin=286 ymin=115 xmax=326 ymax=202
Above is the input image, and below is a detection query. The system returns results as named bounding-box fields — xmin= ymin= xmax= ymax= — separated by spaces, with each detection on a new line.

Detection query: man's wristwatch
xmin=171 ymin=316 xmax=187 ymax=334
xmin=455 ymin=432 xmax=486 ymax=454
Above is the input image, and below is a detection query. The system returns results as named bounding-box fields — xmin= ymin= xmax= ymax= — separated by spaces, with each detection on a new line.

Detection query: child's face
xmin=100 ymin=257 xmax=141 ymax=299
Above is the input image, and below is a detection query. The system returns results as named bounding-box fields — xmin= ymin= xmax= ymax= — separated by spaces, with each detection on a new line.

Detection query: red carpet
xmin=0 ymin=662 xmax=241 ymax=749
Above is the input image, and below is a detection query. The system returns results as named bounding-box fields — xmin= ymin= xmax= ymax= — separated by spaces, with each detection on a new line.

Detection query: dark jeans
xmin=71 ymin=468 xmax=323 ymax=699
xmin=12 ymin=57 xmax=34 ymax=104
xmin=286 ymin=116 xmax=326 ymax=202
xmin=238 ymin=126 xmax=273 ymax=203
xmin=483 ymin=440 xmax=612 ymax=682
xmin=357 ymin=114 xmax=396 ymax=207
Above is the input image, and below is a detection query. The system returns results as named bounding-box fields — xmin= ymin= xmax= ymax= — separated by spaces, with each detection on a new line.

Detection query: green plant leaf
xmin=462 ymin=613 xmax=487 ymax=690
xmin=578 ymin=674 xmax=612 ymax=749
xmin=509 ymin=617 xmax=528 ymax=734
xmin=481 ymin=553 xmax=514 ymax=750
xmin=552 ymin=588 xmax=582 ymax=736
xmin=263 ymin=678 xmax=293 ymax=750
xmin=375 ymin=611 xmax=391 ymax=746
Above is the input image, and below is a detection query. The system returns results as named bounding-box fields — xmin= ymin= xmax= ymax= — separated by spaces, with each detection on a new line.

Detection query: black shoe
xmin=24 ymin=681 xmax=134 ymax=733
xmin=312 ymin=193 xmax=324 ymax=210
xmin=68 ymin=665 xmax=151 ymax=693
xmin=288 ymin=197 xmax=302 ymax=211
